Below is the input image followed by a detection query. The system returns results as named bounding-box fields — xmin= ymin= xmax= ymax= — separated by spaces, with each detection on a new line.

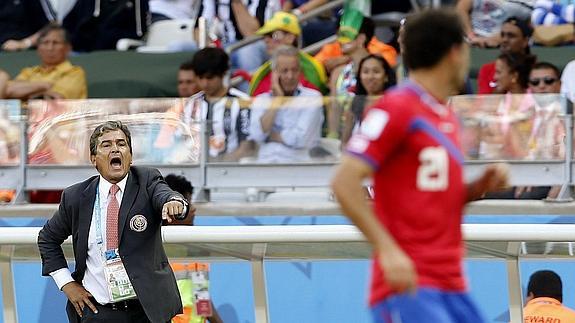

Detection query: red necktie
xmin=106 ymin=184 xmax=120 ymax=250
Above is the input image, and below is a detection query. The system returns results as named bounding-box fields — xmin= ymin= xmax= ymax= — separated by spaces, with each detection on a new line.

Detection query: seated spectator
xmin=192 ymin=48 xmax=254 ymax=162
xmin=178 ymin=60 xmax=201 ymax=98
xmin=456 ymin=0 xmax=534 ymax=48
xmin=324 ymin=16 xmax=377 ymax=139
xmin=164 ymin=174 xmax=223 ymax=323
xmin=524 ymin=270 xmax=575 ymax=322
xmin=561 ymin=59 xmax=575 ymax=103
xmin=314 ymin=20 xmax=397 ymax=75
xmin=483 ymin=61 xmax=567 ymax=201
xmin=157 ymin=48 xmax=254 ymax=162
xmin=249 ymin=12 xmax=328 ymax=96
xmin=249 ymin=45 xmax=324 ymax=163
xmin=493 ymin=53 xmax=536 ymax=94
xmin=5 ymin=24 xmax=87 ymax=100
xmin=341 ymin=54 xmax=396 ymax=145
xmin=477 ymin=17 xmax=533 ymax=94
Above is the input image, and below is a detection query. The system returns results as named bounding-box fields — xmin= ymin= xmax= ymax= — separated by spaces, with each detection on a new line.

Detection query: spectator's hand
xmin=271 ymin=72 xmax=284 ymax=97
xmin=378 ymin=246 xmax=417 ymax=293
xmin=2 ymin=39 xmax=29 ymax=51
xmin=162 ymin=200 xmax=185 ymax=223
xmin=62 ymin=281 xmax=98 ymax=317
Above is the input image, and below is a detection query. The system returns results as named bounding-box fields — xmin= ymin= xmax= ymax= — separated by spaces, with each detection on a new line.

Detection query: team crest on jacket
xmin=129 ymin=215 xmax=147 ymax=232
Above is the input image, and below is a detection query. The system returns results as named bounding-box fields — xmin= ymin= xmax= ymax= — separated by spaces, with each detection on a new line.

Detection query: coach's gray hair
xmin=89 ymin=121 xmax=133 ymax=156
xmin=271 ymin=45 xmax=300 ymax=70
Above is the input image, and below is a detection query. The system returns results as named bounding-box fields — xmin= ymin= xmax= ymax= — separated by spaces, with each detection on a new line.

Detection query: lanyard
xmin=94 ymin=188 xmax=104 ymax=246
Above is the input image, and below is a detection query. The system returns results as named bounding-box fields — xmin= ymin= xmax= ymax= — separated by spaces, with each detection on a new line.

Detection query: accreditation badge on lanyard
xmin=95 ymin=190 xmax=137 ymax=302
xmin=103 ymin=248 xmax=136 ymax=302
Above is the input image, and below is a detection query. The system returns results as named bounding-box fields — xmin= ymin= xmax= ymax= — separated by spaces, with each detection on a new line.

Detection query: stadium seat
xmin=117 ymin=19 xmax=197 ymax=53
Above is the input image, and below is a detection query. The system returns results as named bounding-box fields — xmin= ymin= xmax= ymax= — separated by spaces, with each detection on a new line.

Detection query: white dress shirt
xmin=50 ymin=174 xmax=128 ymax=304
xmin=249 ymin=85 xmax=324 ymax=163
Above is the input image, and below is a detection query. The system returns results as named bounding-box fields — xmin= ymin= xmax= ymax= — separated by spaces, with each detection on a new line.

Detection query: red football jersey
xmin=346 ymin=81 xmax=467 ymax=305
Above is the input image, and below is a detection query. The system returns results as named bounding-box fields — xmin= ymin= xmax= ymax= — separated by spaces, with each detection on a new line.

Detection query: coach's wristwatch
xmin=168 ymin=196 xmax=189 ymax=220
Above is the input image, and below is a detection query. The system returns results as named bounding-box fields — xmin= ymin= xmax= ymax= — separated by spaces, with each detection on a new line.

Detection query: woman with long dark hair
xmin=341 ymin=54 xmax=396 ymax=144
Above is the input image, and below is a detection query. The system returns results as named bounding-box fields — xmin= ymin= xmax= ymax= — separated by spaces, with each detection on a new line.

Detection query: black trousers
xmin=81 ymin=299 xmax=153 ymax=323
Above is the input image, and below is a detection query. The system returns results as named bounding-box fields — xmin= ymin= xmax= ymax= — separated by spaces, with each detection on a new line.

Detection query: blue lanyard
xmin=94 ymin=188 xmax=104 ymax=246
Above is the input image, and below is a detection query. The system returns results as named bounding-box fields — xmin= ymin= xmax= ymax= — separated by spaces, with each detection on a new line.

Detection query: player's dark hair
xmin=191 ymin=47 xmax=230 ymax=78
xmin=527 ymin=270 xmax=563 ymax=302
xmin=402 ymin=9 xmax=465 ymax=70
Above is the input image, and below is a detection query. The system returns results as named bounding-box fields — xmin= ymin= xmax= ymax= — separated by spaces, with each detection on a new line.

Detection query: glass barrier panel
xmin=451 ymin=94 xmax=566 ymax=161
xmin=204 ymin=95 xmax=340 ymax=164
xmin=27 ymin=98 xmax=202 ymax=165
xmin=0 ymin=100 xmax=21 ymax=165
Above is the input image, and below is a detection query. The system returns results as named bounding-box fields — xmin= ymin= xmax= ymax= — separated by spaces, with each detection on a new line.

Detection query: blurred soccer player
xmin=331 ymin=9 xmax=509 ymax=323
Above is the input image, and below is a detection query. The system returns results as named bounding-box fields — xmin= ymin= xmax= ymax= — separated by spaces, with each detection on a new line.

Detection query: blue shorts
xmin=371 ymin=288 xmax=486 ymax=323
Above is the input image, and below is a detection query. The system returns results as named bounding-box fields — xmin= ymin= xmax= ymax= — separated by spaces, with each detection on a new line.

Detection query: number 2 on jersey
xmin=417 ymin=147 xmax=448 ymax=191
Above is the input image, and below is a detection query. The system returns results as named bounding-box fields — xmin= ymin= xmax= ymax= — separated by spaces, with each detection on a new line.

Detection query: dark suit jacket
xmin=38 ymin=166 xmax=183 ymax=323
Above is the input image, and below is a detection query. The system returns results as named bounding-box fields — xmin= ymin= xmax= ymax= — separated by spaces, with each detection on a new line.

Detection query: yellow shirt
xmin=16 ymin=60 xmax=87 ymax=99
xmin=524 ymin=297 xmax=575 ymax=323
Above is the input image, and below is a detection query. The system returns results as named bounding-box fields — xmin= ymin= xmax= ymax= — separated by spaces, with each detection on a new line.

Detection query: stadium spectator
xmin=341 ymin=54 xmax=396 ymax=145
xmin=492 ymin=53 xmax=536 ymax=94
xmin=249 ymin=45 xmax=324 ymax=163
xmin=529 ymin=61 xmax=562 ymax=94
xmin=485 ymin=61 xmax=563 ymax=199
xmin=248 ymin=11 xmax=327 ymax=96
xmin=5 ymin=24 xmax=87 ymax=100
xmin=324 ymin=16 xmax=377 ymax=139
xmin=178 ymin=60 xmax=201 ymax=98
xmin=524 ymin=270 xmax=575 ymax=322
xmin=332 ymin=9 xmax=509 ymax=323
xmin=456 ymin=0 xmax=534 ymax=48
xmin=314 ymin=19 xmax=397 ymax=75
xmin=190 ymin=47 xmax=254 ymax=162
xmin=477 ymin=17 xmax=533 ymax=94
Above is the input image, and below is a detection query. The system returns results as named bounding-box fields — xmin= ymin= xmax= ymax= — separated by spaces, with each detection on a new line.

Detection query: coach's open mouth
xmin=110 ymin=157 xmax=122 ymax=170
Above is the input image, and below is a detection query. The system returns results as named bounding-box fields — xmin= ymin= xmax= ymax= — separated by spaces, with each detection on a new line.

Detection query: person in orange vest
xmin=165 ymin=174 xmax=223 ymax=323
xmin=524 ymin=270 xmax=575 ymax=323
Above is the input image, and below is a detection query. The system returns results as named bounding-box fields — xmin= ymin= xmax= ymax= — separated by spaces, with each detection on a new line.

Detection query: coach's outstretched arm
xmin=331 ymin=155 xmax=417 ymax=294
xmin=466 ymin=163 xmax=510 ymax=202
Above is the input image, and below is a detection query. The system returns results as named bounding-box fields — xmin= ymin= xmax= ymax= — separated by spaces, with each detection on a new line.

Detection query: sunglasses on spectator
xmin=529 ymin=77 xmax=558 ymax=86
